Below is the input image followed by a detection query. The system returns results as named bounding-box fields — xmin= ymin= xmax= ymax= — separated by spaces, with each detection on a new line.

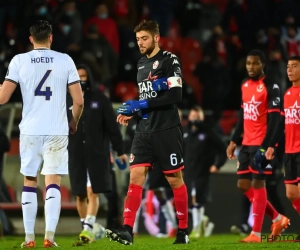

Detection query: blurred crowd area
xmin=1 ymin=0 xmax=300 ymax=118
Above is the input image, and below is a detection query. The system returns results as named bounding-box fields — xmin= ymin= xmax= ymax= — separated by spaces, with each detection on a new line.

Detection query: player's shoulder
xmin=262 ymin=76 xmax=280 ymax=90
xmin=50 ymin=50 xmax=72 ymax=61
xmin=240 ymin=77 xmax=249 ymax=87
xmin=162 ymin=50 xmax=179 ymax=61
xmin=284 ymin=86 xmax=293 ymax=96
xmin=137 ymin=55 xmax=147 ymax=65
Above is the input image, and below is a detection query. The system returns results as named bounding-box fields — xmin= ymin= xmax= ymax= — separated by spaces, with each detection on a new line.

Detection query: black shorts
xmin=237 ymin=145 xmax=273 ymax=180
xmin=129 ymin=125 xmax=184 ymax=173
xmin=284 ymin=153 xmax=300 ymax=184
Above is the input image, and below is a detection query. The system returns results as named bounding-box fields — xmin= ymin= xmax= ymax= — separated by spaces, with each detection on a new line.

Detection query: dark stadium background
xmin=1 ymin=0 xmax=300 ymax=235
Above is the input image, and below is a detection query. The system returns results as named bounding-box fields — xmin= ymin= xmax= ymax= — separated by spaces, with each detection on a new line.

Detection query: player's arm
xmin=67 ymin=56 xmax=83 ymax=126
xmin=147 ymin=55 xmax=182 ymax=107
xmin=226 ymin=106 xmax=243 ymax=159
xmin=117 ymin=55 xmax=182 ymax=115
xmin=102 ymin=95 xmax=124 ymax=156
xmin=230 ymin=108 xmax=244 ymax=145
xmin=261 ymin=84 xmax=281 ymax=149
xmin=210 ymin=129 xmax=227 ymax=169
xmin=0 ymin=56 xmax=19 ymax=104
xmin=68 ymin=83 xmax=83 ymax=123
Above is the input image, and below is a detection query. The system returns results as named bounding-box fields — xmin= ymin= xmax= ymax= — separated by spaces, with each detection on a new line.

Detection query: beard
xmin=139 ymin=40 xmax=155 ymax=56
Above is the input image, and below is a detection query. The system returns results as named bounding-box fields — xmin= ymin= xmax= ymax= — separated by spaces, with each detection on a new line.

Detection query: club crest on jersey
xmin=129 ymin=154 xmax=135 ymax=163
xmin=153 ymin=60 xmax=159 ymax=69
xmin=257 ymin=83 xmax=264 ymax=92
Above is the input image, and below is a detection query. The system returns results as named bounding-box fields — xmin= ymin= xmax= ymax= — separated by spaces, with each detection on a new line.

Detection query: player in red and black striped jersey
xmin=282 ymin=56 xmax=300 ymax=239
xmin=226 ymin=50 xmax=289 ymax=242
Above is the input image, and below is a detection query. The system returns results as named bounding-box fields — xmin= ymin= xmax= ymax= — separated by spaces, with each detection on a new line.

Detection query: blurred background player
xmin=105 ymin=20 xmax=189 ymax=245
xmin=0 ymin=20 xmax=84 ymax=248
xmin=226 ymin=49 xmax=289 ymax=242
xmin=282 ymin=56 xmax=300 ymax=241
xmin=67 ymin=64 xmax=127 ymax=243
xmin=231 ymin=138 xmax=285 ymax=236
xmin=184 ymin=106 xmax=227 ymax=238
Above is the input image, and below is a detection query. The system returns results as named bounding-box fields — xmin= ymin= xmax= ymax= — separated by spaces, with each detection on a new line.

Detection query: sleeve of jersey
xmin=67 ymin=56 xmax=80 ymax=86
xmin=267 ymin=84 xmax=281 ymax=113
xmin=147 ymin=54 xmax=182 ymax=107
xmin=4 ymin=56 xmax=19 ymax=85
xmin=210 ymin=130 xmax=227 ymax=169
xmin=231 ymin=108 xmax=244 ymax=144
xmin=165 ymin=52 xmax=183 ymax=89
xmin=261 ymin=84 xmax=282 ymax=148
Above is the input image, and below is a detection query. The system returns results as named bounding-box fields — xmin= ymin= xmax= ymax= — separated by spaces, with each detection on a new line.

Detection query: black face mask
xmin=188 ymin=120 xmax=202 ymax=127
xmin=188 ymin=120 xmax=203 ymax=131
xmin=80 ymin=80 xmax=88 ymax=91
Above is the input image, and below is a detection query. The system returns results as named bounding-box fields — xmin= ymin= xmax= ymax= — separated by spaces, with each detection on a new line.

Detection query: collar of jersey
xmin=248 ymin=75 xmax=266 ymax=84
xmin=34 ymin=47 xmax=50 ymax=50
xmin=145 ymin=49 xmax=163 ymax=61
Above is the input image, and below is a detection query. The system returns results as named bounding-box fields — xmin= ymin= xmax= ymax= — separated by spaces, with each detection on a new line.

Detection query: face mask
xmin=39 ymin=7 xmax=47 ymax=16
xmin=66 ymin=10 xmax=75 ymax=16
xmin=98 ymin=13 xmax=108 ymax=19
xmin=62 ymin=25 xmax=71 ymax=35
xmin=80 ymin=80 xmax=88 ymax=91
xmin=188 ymin=120 xmax=203 ymax=132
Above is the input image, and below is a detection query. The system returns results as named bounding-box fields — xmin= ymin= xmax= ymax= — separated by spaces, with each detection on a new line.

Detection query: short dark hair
xmin=288 ymin=56 xmax=300 ymax=62
xmin=29 ymin=20 xmax=52 ymax=43
xmin=134 ymin=20 xmax=159 ymax=36
xmin=247 ymin=49 xmax=266 ymax=64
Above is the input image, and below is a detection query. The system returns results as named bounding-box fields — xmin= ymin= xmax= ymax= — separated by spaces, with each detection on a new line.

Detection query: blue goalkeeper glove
xmin=152 ymin=77 xmax=168 ymax=91
xmin=253 ymin=147 xmax=266 ymax=175
xmin=117 ymin=100 xmax=148 ymax=116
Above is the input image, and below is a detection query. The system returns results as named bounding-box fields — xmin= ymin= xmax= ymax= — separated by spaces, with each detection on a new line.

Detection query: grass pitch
xmin=0 ymin=234 xmax=299 ymax=250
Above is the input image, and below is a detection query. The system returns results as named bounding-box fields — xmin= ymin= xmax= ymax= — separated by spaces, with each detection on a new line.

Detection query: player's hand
xmin=118 ymin=154 xmax=128 ymax=164
xmin=69 ymin=119 xmax=77 ymax=134
xmin=210 ymin=165 xmax=219 ymax=173
xmin=265 ymin=147 xmax=275 ymax=160
xmin=226 ymin=141 xmax=237 ymax=159
xmin=117 ymin=114 xmax=133 ymax=126
xmin=152 ymin=77 xmax=168 ymax=91
xmin=117 ymin=100 xmax=148 ymax=116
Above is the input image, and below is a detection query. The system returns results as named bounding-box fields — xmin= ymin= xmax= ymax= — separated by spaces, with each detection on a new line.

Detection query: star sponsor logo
xmin=243 ymin=95 xmax=262 ymax=121
xmin=284 ymin=101 xmax=300 ymax=124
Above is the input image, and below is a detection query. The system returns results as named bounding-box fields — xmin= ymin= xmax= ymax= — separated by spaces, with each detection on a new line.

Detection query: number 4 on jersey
xmin=34 ymin=70 xmax=53 ymax=100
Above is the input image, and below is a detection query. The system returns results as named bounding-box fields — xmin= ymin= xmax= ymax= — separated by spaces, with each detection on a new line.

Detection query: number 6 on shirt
xmin=34 ymin=70 xmax=53 ymax=100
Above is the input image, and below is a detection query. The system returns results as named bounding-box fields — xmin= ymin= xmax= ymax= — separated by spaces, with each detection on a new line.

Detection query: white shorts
xmin=20 ymin=135 xmax=68 ymax=177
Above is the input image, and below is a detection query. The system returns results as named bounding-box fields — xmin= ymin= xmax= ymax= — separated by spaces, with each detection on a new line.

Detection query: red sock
xmin=172 ymin=184 xmax=188 ymax=229
xmin=252 ymin=188 xmax=267 ymax=233
xmin=244 ymin=187 xmax=254 ymax=202
xmin=244 ymin=187 xmax=279 ymax=220
xmin=292 ymin=198 xmax=300 ymax=214
xmin=265 ymin=200 xmax=279 ymax=220
xmin=123 ymin=184 xmax=143 ymax=228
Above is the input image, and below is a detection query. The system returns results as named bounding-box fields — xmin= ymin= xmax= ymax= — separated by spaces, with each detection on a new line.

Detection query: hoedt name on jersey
xmin=31 ymin=57 xmax=54 ymax=63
